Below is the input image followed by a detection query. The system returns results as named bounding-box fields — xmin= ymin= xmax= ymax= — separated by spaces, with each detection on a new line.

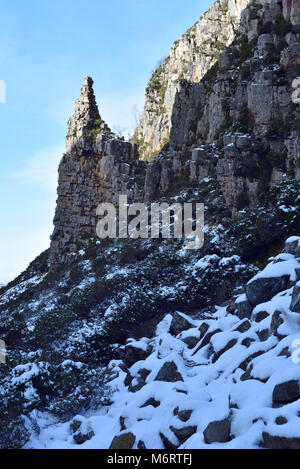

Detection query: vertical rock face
xmin=282 ymin=0 xmax=300 ymax=26
xmin=149 ymin=0 xmax=300 ymax=213
xmin=50 ymin=78 xmax=145 ymax=266
xmin=50 ymin=0 xmax=300 ymax=265
xmin=136 ymin=0 xmax=250 ymax=160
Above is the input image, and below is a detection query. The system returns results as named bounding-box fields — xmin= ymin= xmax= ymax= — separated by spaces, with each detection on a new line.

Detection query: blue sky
xmin=0 ymin=0 xmax=214 ymax=283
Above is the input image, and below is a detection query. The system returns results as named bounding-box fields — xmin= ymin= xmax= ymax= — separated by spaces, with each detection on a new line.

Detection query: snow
xmin=26 ymin=275 xmax=300 ymax=449
xmin=286 ymin=236 xmax=300 ymax=244
xmin=0 ymin=274 xmax=46 ymax=306
xmin=5 ymin=235 xmax=300 ymax=450
xmin=248 ymin=257 xmax=299 ymax=284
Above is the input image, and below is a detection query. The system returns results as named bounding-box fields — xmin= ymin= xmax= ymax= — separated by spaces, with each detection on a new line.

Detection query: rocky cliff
xmin=136 ymin=0 xmax=250 ymax=161
xmin=1 ymin=0 xmax=300 ymax=451
xmin=50 ymin=0 xmax=300 ymax=265
xmin=50 ymin=77 xmax=145 ymax=266
xmin=145 ymin=0 xmax=300 ymax=212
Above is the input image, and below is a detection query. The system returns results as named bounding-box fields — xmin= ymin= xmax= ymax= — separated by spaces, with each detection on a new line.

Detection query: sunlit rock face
xmin=50 ymin=78 xmax=144 ymax=267
xmin=136 ymin=0 xmax=250 ymax=161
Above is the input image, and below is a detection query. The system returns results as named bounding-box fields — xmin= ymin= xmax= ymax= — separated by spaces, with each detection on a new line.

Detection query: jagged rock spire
xmin=66 ymin=76 xmax=110 ymax=152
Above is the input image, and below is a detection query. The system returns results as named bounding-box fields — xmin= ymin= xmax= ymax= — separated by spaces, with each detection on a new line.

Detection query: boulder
xmin=241 ymin=337 xmax=255 ymax=348
xmin=174 ymin=408 xmax=193 ymax=422
xmin=159 ymin=432 xmax=178 ymax=450
xmin=278 ymin=347 xmax=291 ymax=358
xmin=169 ymin=312 xmax=194 ymax=337
xmin=236 ymin=296 xmax=253 ymax=320
xmin=257 ymin=329 xmax=269 ymax=342
xmin=272 ymin=380 xmax=300 ymax=407
xmin=212 ymin=339 xmax=238 ymax=364
xmin=192 ymin=329 xmax=222 ymax=356
xmin=253 ymin=310 xmax=269 ymax=323
xmin=137 ymin=440 xmax=147 ymax=449
xmin=128 ymin=368 xmax=151 ymax=393
xmin=140 ymin=397 xmax=160 ymax=408
xmin=109 ymin=432 xmax=136 ymax=449
xmin=269 ymin=310 xmax=284 ymax=339
xmin=245 ymin=276 xmax=289 ymax=307
xmin=290 ymin=283 xmax=300 ymax=313
xmin=275 ymin=416 xmax=288 ymax=425
xmin=154 ymin=361 xmax=183 ymax=383
xmin=119 ymin=416 xmax=126 ymax=431
xmin=257 ymin=34 xmax=273 ymax=56
xmin=283 ymin=237 xmax=300 ymax=255
xmin=234 ymin=320 xmax=251 ymax=333
xmin=182 ymin=335 xmax=200 ymax=349
xmin=170 ymin=425 xmax=197 ymax=443
xmin=121 ymin=344 xmax=149 ymax=368
xmin=70 ymin=416 xmax=85 ymax=434
xmin=203 ymin=417 xmax=231 ymax=444
xmin=70 ymin=417 xmax=95 ymax=445
xmin=262 ymin=432 xmax=300 ymax=449
xmin=199 ymin=322 xmax=210 ymax=339
xmin=239 ymin=350 xmax=265 ymax=372
xmin=73 ymin=428 xmax=95 ymax=445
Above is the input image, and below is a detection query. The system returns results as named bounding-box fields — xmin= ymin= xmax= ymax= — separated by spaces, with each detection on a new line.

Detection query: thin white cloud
xmin=11 ymin=143 xmax=64 ymax=190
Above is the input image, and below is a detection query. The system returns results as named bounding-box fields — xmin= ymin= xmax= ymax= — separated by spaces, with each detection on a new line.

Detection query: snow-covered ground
xmin=0 ymin=274 xmax=46 ymax=306
xmin=25 ymin=237 xmax=300 ymax=449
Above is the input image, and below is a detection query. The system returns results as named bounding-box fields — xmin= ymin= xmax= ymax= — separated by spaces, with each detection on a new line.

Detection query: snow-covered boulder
xmin=203 ymin=417 xmax=231 ymax=444
xmin=272 ymin=380 xmax=300 ymax=407
xmin=235 ymin=294 xmax=253 ymax=320
xmin=169 ymin=312 xmax=194 ymax=337
xmin=263 ymin=433 xmax=300 ymax=450
xmin=290 ymin=282 xmax=300 ymax=313
xmin=109 ymin=432 xmax=136 ymax=449
xmin=283 ymin=236 xmax=300 ymax=255
xmin=70 ymin=416 xmax=94 ymax=445
xmin=245 ymin=255 xmax=299 ymax=306
xmin=154 ymin=361 xmax=183 ymax=383
xmin=170 ymin=425 xmax=197 ymax=444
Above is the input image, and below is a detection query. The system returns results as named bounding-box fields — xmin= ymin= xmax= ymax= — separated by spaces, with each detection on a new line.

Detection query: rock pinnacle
xmin=66 ymin=76 xmax=110 ymax=152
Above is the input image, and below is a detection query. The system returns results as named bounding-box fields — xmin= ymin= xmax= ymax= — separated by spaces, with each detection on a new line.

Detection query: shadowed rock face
xmin=203 ymin=417 xmax=232 ymax=444
xmin=245 ymin=275 xmax=290 ymax=306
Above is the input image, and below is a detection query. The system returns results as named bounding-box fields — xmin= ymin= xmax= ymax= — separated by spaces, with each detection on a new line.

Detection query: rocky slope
xmin=136 ymin=0 xmax=250 ymax=161
xmin=28 ymin=237 xmax=300 ymax=449
xmin=0 ymin=177 xmax=299 ymax=448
